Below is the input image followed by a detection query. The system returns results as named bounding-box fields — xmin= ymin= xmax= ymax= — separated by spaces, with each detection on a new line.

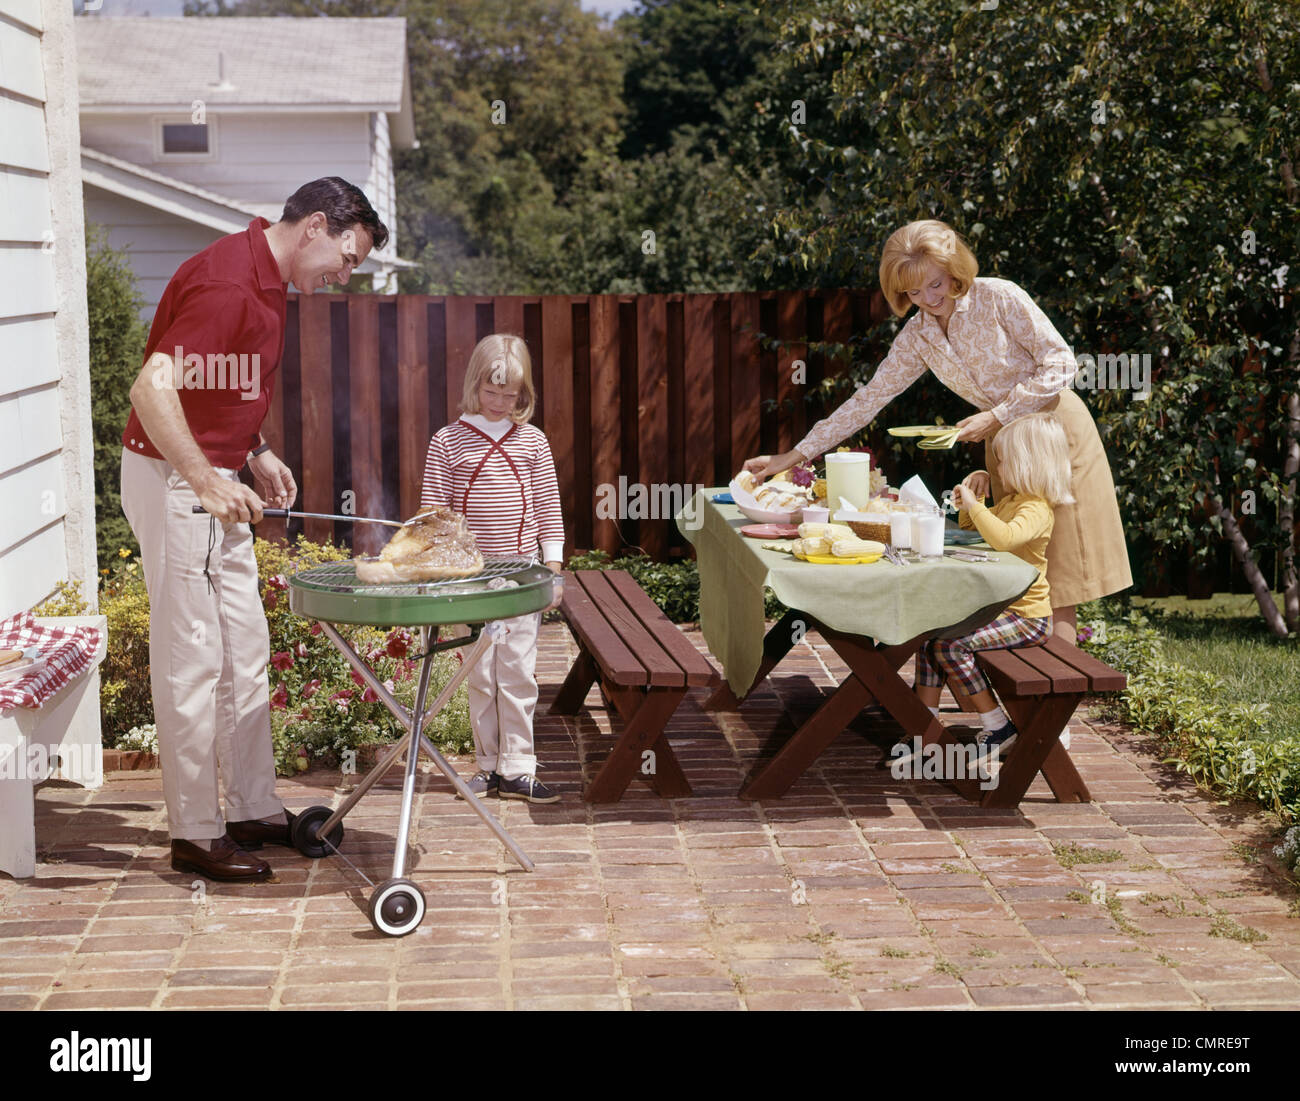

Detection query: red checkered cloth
xmin=0 ymin=612 xmax=105 ymax=713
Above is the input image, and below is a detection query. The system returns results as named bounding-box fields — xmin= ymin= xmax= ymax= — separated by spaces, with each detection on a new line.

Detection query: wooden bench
xmin=550 ymin=570 xmax=719 ymax=802
xmin=948 ymin=634 xmax=1126 ymax=808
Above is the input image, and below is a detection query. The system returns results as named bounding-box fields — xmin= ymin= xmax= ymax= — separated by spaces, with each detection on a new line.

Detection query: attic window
xmin=161 ymin=124 xmax=209 ymax=155
xmin=153 ymin=117 xmax=218 ymax=162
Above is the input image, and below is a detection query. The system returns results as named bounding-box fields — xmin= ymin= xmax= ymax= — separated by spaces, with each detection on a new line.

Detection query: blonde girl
xmin=421 ymin=334 xmax=565 ymax=802
xmin=911 ymin=413 xmax=1075 ymax=757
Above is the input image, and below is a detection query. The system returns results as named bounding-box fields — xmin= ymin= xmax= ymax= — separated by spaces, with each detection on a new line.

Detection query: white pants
xmin=120 ymin=449 xmax=282 ymax=839
xmin=455 ymin=612 xmax=541 ymax=780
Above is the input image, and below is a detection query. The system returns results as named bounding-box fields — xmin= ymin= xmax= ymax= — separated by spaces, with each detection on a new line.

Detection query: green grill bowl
xmin=288 ymin=557 xmax=555 ymax=627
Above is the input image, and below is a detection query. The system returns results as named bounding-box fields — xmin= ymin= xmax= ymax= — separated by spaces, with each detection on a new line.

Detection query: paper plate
xmin=890 ymin=425 xmax=960 ymax=449
xmin=888 ymin=425 xmax=958 ymax=437
xmin=741 ymin=523 xmax=799 ymax=539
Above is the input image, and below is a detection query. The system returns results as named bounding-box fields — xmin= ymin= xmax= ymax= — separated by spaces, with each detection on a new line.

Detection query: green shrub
xmin=1079 ymin=604 xmax=1300 ymax=822
xmin=35 ymin=548 xmax=154 ymax=741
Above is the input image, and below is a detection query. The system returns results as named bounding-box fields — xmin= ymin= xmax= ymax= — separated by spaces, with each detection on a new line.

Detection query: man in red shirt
xmin=120 ymin=177 xmax=388 ymax=881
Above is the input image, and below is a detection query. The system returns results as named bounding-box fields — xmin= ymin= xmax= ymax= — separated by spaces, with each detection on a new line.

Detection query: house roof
xmin=76 ymin=17 xmax=416 ymax=147
xmin=82 ymin=146 xmax=418 ymax=272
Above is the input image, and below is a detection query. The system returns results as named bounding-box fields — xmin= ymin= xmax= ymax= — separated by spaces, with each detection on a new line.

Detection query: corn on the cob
xmin=797 ymin=522 xmax=855 ymax=540
xmin=830 ymin=536 xmax=885 ymax=558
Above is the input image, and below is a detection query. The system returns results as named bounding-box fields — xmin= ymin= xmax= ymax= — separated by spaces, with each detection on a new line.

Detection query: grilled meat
xmin=355 ymin=506 xmax=484 ymax=583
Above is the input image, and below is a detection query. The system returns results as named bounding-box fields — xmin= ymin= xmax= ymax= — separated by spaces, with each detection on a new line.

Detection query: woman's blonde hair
xmin=993 ymin=413 xmax=1075 ymax=507
xmin=879 ymin=220 xmax=979 ymax=318
xmin=461 ymin=333 xmax=536 ymax=423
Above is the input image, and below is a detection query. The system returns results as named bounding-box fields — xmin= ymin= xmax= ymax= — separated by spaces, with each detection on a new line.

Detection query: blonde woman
xmin=908 ymin=414 xmax=1074 ymax=757
xmin=744 ymin=219 xmax=1132 ymax=637
xmin=421 ymin=334 xmax=565 ymax=803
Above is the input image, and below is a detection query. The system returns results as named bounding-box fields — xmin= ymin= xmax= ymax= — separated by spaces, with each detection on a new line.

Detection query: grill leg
xmin=417 ymin=732 xmax=535 ymax=873
xmin=311 ymin=620 xmax=535 ymax=874
xmin=391 ymin=628 xmax=437 ymax=880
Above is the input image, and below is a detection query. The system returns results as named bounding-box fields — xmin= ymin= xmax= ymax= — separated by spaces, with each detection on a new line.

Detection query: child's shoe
xmin=457 ymin=769 xmax=499 ymax=799
xmin=498 ymin=774 xmax=560 ymax=804
xmin=976 ymin=719 xmax=1019 ymax=758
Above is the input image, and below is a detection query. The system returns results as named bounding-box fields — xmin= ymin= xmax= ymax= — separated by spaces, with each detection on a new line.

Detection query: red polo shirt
xmin=122 ymin=218 xmax=288 ymax=469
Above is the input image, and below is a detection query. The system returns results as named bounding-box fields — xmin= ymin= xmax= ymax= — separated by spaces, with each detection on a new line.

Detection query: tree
xmin=754 ymin=0 xmax=1300 ymax=633
xmin=617 ymin=0 xmax=774 ymax=161
xmin=85 ymin=226 xmax=149 ymax=570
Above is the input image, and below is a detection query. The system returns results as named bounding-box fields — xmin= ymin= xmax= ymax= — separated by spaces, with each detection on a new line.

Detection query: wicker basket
xmin=847 ymin=519 xmax=892 ymax=544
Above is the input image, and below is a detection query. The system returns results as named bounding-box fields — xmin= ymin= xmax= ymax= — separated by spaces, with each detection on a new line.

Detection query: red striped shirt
xmin=420 ymin=419 xmax=564 ymax=557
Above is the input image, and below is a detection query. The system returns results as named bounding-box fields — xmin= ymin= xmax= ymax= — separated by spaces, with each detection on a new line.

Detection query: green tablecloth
xmin=677 ymin=489 xmax=1039 ymax=697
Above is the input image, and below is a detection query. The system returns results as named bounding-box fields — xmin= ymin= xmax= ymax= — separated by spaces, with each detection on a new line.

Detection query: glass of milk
xmin=889 ymin=506 xmax=914 ymax=550
xmin=916 ymin=507 xmax=945 ymax=558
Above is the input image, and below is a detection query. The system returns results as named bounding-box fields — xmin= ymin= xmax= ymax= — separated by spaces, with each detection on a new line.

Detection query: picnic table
xmin=677 ymin=489 xmax=1069 ymax=801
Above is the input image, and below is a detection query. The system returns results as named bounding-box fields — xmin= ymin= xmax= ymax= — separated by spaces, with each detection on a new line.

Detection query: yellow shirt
xmin=958 ymin=493 xmax=1054 ymax=619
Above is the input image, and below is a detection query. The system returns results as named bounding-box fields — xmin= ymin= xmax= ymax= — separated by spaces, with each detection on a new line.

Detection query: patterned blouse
xmin=795 ymin=277 xmax=1078 ymax=460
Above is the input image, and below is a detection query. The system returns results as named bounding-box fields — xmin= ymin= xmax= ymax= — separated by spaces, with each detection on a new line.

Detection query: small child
xmin=421 ymin=334 xmax=565 ymax=803
xmin=913 ymin=412 xmax=1075 ymax=758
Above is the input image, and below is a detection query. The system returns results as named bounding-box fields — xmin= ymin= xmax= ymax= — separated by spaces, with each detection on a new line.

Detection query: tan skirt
xmin=985 ymin=388 xmax=1133 ymax=608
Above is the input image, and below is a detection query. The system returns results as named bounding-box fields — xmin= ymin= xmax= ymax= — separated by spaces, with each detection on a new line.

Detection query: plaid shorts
xmin=916 ymin=612 xmax=1053 ymax=696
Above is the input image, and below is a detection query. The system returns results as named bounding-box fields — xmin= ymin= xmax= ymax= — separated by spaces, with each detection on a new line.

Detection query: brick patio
xmin=3 ymin=622 xmax=1298 ymax=1011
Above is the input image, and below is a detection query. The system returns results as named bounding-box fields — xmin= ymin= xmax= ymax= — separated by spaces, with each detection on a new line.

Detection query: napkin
xmin=898 ymin=474 xmax=940 ymax=510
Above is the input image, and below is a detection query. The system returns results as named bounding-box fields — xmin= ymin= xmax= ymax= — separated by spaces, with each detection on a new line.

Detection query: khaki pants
xmin=454 ymin=613 xmax=541 ymax=780
xmin=120 ymin=449 xmax=282 ymax=839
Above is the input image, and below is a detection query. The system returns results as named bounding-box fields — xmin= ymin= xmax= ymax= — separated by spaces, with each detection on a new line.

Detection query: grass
xmin=1105 ymin=895 xmax=1149 ymax=937
xmin=1229 ymin=842 xmax=1260 ymax=864
xmin=1131 ymin=593 xmax=1300 ymax=743
xmin=1053 ymin=842 xmax=1124 ymax=868
xmin=1208 ymin=913 xmax=1268 ymax=943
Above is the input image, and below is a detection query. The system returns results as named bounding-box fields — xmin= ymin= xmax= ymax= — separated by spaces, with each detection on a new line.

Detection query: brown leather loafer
xmin=171 ymin=836 xmax=273 ymax=882
xmin=227 ymin=808 xmax=297 ymax=850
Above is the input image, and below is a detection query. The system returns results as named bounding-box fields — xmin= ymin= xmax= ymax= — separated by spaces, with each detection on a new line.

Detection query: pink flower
xmin=271 ymin=651 xmax=294 ymax=671
xmin=350 ymin=668 xmax=365 ymax=687
xmin=296 ymin=641 xmax=308 ymax=658
xmin=386 ymin=632 xmax=409 ymax=659
xmin=298 ymin=706 xmax=313 ymax=721
xmin=362 ymin=686 xmax=379 ymax=703
xmin=301 ymin=678 xmax=321 ymax=700
xmin=268 ymin=574 xmax=289 ymax=590
xmin=309 ymin=622 xmax=323 ymax=636
xmin=789 ymin=466 xmax=814 ymax=488
xmin=330 ymin=689 xmax=354 ymax=702
xmin=265 ymin=590 xmax=278 ymax=611
xmin=270 ymin=683 xmax=288 ymax=710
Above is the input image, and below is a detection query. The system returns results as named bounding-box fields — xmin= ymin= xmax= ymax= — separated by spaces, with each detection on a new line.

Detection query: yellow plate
xmin=794 ymin=552 xmax=883 ymax=565
xmin=888 ymin=424 xmax=955 ymax=437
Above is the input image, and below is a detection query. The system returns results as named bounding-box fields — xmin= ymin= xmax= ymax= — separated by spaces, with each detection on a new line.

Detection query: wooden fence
xmin=256 ymin=290 xmax=888 ymax=560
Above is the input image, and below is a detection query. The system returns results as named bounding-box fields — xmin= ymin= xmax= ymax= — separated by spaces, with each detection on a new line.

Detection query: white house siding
xmin=0 ymin=0 xmax=96 ymax=618
xmin=83 ymin=186 xmax=225 ymax=321
xmin=367 ymin=110 xmax=395 ymax=243
xmin=366 ymin=110 xmax=398 ymax=290
xmin=80 ymin=110 xmax=373 ymax=211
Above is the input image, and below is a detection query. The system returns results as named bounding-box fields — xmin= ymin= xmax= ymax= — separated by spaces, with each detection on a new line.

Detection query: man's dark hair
xmin=281 ymin=177 xmax=389 ymax=252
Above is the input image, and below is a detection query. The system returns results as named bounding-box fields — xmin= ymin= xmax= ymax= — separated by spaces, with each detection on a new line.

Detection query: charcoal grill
xmin=287 ymin=555 xmax=556 ymax=936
